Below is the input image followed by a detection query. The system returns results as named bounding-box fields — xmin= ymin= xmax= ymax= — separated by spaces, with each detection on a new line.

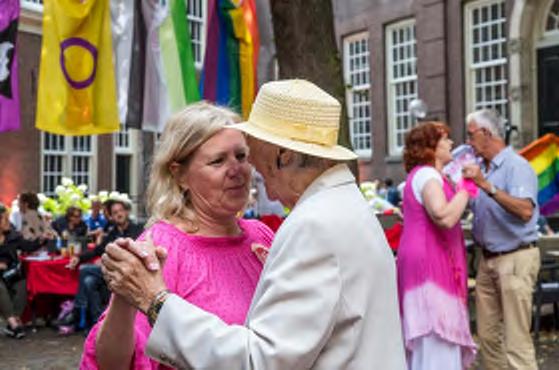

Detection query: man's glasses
xmin=466 ymin=128 xmax=484 ymax=140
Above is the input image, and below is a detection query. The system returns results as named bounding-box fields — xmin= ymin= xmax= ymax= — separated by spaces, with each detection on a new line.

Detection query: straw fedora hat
xmin=231 ymin=79 xmax=357 ymax=160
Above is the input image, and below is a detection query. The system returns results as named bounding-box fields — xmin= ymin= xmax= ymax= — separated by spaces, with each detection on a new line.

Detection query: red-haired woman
xmin=398 ymin=122 xmax=476 ymax=369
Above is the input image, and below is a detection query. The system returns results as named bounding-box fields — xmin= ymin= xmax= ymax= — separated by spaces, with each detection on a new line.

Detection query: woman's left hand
xmin=462 ymin=164 xmax=485 ymax=186
xmin=101 ymin=242 xmax=168 ymax=314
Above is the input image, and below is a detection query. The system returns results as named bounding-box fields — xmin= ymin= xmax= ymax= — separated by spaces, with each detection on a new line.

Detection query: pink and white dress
xmin=397 ymin=166 xmax=476 ymax=370
xmin=80 ymin=218 xmax=274 ymax=369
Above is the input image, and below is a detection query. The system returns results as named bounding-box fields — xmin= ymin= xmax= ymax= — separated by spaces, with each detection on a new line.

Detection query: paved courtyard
xmin=0 ymin=325 xmax=84 ymax=369
xmin=1 ymin=322 xmax=558 ymax=369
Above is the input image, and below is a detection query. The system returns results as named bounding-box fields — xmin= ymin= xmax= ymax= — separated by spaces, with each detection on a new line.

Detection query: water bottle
xmin=56 ymin=237 xmax=62 ymax=251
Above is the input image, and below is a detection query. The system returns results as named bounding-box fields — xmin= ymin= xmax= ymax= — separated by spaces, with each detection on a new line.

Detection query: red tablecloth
xmin=384 ymin=222 xmax=403 ymax=252
xmin=24 ymin=258 xmax=79 ymax=300
xmin=259 ymin=214 xmax=284 ymax=232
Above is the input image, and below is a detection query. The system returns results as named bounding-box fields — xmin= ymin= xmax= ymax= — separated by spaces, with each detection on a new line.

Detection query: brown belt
xmin=481 ymin=242 xmax=537 ymax=259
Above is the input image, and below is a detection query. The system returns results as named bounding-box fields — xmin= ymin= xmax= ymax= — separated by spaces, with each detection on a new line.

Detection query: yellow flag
xmin=36 ymin=0 xmax=119 ymax=135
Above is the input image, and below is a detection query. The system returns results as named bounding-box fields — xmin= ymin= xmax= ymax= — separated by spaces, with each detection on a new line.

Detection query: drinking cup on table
xmin=60 ymin=247 xmax=68 ymax=258
xmin=73 ymin=242 xmax=81 ymax=256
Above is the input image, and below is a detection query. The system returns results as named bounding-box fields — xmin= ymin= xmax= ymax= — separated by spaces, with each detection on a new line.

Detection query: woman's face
xmin=180 ymin=128 xmax=251 ymax=219
xmin=435 ymin=133 xmax=453 ymax=165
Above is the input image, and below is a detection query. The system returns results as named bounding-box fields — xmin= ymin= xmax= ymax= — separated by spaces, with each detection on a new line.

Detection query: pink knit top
xmin=80 ymin=218 xmax=274 ymax=369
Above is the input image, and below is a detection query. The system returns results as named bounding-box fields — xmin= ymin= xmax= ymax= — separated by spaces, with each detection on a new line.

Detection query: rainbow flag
xmin=519 ymin=134 xmax=559 ymax=216
xmin=201 ymin=0 xmax=259 ymax=119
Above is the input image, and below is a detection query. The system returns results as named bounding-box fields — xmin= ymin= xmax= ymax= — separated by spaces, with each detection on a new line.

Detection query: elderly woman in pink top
xmin=398 ymin=122 xmax=476 ymax=370
xmin=80 ymin=102 xmax=273 ymax=369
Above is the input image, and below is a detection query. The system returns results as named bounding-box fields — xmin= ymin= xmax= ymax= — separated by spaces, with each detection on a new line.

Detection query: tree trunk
xmin=269 ymin=0 xmax=358 ymax=177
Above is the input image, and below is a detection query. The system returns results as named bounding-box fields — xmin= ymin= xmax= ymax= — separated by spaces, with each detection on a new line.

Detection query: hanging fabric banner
xmin=159 ymin=0 xmax=200 ymax=111
xmin=125 ymin=0 xmax=146 ymax=128
xmin=36 ymin=0 xmax=119 ymax=135
xmin=235 ymin=0 xmax=259 ymax=118
xmin=141 ymin=0 xmax=170 ymax=132
xmin=201 ymin=0 xmax=259 ymax=119
xmin=519 ymin=133 xmax=559 ymax=216
xmin=142 ymin=0 xmax=200 ymax=132
xmin=110 ymin=0 xmax=135 ymax=125
xmin=0 ymin=0 xmax=20 ymax=133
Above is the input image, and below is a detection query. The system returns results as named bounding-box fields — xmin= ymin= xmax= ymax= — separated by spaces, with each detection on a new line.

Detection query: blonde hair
xmin=146 ymin=101 xmax=241 ymax=228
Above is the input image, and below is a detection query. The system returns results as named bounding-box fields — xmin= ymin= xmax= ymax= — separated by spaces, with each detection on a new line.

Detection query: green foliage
xmin=38 ymin=177 xmax=131 ymax=217
xmin=359 ymin=181 xmax=399 ymax=214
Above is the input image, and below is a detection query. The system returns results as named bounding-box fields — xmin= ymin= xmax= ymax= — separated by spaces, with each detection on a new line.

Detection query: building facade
xmin=334 ymin=0 xmax=559 ymax=182
xmin=0 ymin=0 xmax=276 ymax=217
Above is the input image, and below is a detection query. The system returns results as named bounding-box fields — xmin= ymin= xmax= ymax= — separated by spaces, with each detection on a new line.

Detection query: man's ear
xmin=276 ymin=148 xmax=294 ymax=170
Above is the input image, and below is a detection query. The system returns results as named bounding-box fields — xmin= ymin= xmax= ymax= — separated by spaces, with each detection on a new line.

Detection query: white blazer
xmin=146 ymin=164 xmax=406 ymax=369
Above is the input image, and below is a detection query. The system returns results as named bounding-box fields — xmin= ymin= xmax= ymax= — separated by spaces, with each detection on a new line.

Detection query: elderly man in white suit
xmin=102 ymin=79 xmax=406 ymax=370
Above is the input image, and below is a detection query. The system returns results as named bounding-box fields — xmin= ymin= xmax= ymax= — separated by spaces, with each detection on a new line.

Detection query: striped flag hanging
xmin=201 ymin=0 xmax=259 ymax=119
xmin=0 ymin=0 xmax=20 ymax=133
xmin=141 ymin=0 xmax=200 ymax=132
xmin=159 ymin=0 xmax=200 ymax=110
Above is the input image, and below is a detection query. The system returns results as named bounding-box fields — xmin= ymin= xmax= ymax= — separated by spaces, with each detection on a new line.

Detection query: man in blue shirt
xmin=85 ymin=199 xmax=107 ymax=232
xmin=463 ymin=109 xmax=539 ymax=370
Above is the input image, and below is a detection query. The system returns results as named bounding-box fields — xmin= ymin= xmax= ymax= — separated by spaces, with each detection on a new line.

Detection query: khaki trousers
xmin=475 ymin=247 xmax=540 ymax=370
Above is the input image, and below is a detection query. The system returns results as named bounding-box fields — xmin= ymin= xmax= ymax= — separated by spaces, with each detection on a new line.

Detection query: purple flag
xmin=0 ymin=0 xmax=20 ymax=133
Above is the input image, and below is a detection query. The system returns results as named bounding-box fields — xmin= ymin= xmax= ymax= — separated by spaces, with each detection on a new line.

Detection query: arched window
xmin=546 ymin=0 xmax=559 ymax=33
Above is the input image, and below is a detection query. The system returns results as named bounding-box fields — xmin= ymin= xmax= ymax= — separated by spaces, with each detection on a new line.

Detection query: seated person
xmin=62 ymin=199 xmax=142 ymax=331
xmin=18 ymin=192 xmax=50 ymax=241
xmin=0 ymin=203 xmax=43 ymax=339
xmin=385 ymin=178 xmax=401 ymax=207
xmin=51 ymin=206 xmax=88 ymax=242
xmin=85 ymin=199 xmax=108 ymax=246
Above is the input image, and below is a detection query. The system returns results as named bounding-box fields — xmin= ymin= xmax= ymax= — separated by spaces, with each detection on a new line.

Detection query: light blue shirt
xmin=471 ymin=147 xmax=539 ymax=252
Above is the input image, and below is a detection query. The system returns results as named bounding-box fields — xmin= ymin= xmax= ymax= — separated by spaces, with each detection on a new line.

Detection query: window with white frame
xmin=465 ymin=0 xmax=508 ymax=121
xmin=186 ymin=0 xmax=206 ymax=68
xmin=42 ymin=133 xmax=95 ymax=196
xmin=546 ymin=0 xmax=559 ymax=33
xmin=21 ymin=0 xmax=43 ymax=11
xmin=114 ymin=125 xmax=131 ymax=152
xmin=343 ymin=33 xmax=372 ymax=157
xmin=386 ymin=20 xmax=417 ymax=155
xmin=114 ymin=125 xmax=134 ymax=195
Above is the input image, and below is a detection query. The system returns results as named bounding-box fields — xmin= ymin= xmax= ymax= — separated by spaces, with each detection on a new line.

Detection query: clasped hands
xmin=101 ymin=232 xmax=169 ymax=314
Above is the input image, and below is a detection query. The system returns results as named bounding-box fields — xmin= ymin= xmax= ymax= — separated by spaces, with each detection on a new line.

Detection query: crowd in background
xmin=0 ymin=193 xmax=141 ymax=339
